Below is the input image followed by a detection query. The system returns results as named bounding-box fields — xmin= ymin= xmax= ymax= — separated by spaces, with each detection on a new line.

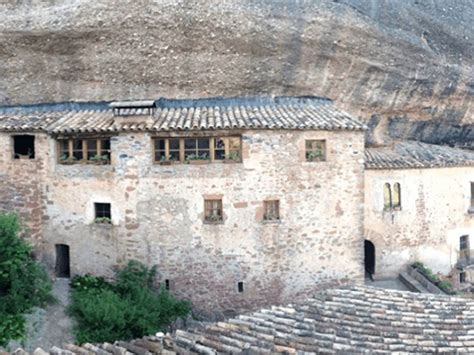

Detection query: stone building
xmin=0 ymin=96 xmax=367 ymax=316
xmin=364 ymin=141 xmax=474 ymax=289
xmin=1 ymin=96 xmax=473 ymax=314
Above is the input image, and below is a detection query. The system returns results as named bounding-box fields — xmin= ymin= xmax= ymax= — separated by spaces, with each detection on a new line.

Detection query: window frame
xmin=263 ymin=200 xmax=280 ymax=221
xmin=94 ymin=202 xmax=112 ymax=224
xmin=204 ymin=199 xmax=223 ymax=224
xmin=305 ymin=139 xmax=326 ymax=162
xmin=153 ymin=136 xmax=242 ymax=164
xmin=384 ymin=182 xmax=402 ymax=211
xmin=392 ymin=183 xmax=401 ymax=210
xmin=58 ymin=137 xmax=111 ymax=165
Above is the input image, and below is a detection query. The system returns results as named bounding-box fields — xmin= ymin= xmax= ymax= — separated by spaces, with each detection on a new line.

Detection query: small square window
xmin=237 ymin=282 xmax=244 ymax=293
xmin=305 ymin=140 xmax=326 ymax=162
xmin=264 ymin=200 xmax=280 ymax=221
xmin=204 ymin=199 xmax=223 ymax=223
xmin=460 ymin=272 xmax=466 ymax=284
xmin=94 ymin=203 xmax=111 ymax=223
xmin=13 ymin=135 xmax=35 ymax=159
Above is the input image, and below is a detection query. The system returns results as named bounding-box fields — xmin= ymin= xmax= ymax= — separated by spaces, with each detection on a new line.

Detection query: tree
xmin=0 ymin=213 xmax=52 ymax=347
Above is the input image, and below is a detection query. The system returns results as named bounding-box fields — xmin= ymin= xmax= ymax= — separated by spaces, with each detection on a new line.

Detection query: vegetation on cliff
xmin=0 ymin=213 xmax=53 ymax=347
xmin=69 ymin=261 xmax=191 ymax=344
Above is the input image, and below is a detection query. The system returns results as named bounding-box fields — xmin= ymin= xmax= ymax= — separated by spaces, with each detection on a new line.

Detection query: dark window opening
xmin=364 ymin=240 xmax=375 ymax=281
xmin=470 ymin=182 xmax=474 ymax=210
xmin=237 ymin=282 xmax=244 ymax=293
xmin=460 ymin=272 xmax=466 ymax=284
xmin=94 ymin=203 xmax=111 ymax=223
xmin=55 ymin=244 xmax=70 ymax=278
xmin=13 ymin=135 xmax=35 ymax=159
xmin=460 ymin=235 xmax=470 ymax=261
xmin=165 ymin=279 xmax=170 ymax=290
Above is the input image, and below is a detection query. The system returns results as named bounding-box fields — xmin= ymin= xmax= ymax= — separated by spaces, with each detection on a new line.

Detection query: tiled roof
xmin=365 ymin=140 xmax=474 ymax=170
xmin=0 ymin=96 xmax=367 ymax=134
xmin=13 ymin=286 xmax=474 ymax=354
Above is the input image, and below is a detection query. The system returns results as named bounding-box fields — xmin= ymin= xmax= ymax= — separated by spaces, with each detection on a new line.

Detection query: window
xmin=470 ymin=182 xmax=474 ymax=212
xmin=305 ymin=140 xmax=326 ymax=162
xmin=383 ymin=183 xmax=392 ymax=210
xmin=58 ymin=138 xmax=111 ymax=164
xmin=460 ymin=235 xmax=469 ymax=259
xmin=237 ymin=282 xmax=244 ymax=293
xmin=165 ymin=279 xmax=170 ymax=290
xmin=94 ymin=203 xmax=111 ymax=223
xmin=204 ymin=199 xmax=223 ymax=223
xmin=13 ymin=135 xmax=35 ymax=159
xmin=384 ymin=183 xmax=402 ymax=211
xmin=153 ymin=136 xmax=242 ymax=164
xmin=393 ymin=183 xmax=401 ymax=210
xmin=460 ymin=272 xmax=466 ymax=284
xmin=264 ymin=200 xmax=280 ymax=221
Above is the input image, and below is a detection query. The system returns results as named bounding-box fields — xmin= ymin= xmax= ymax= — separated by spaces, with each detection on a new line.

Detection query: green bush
xmin=0 ymin=213 xmax=53 ymax=347
xmin=411 ymin=261 xmax=455 ymax=295
xmin=69 ymin=260 xmax=191 ymax=344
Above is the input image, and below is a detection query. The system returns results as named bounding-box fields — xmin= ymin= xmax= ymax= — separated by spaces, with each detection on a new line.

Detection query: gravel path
xmin=8 ymin=278 xmax=74 ymax=352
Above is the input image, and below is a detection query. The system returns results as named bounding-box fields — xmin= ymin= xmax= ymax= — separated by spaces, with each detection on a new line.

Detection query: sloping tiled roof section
xmin=365 ymin=140 xmax=474 ymax=170
xmin=13 ymin=286 xmax=474 ymax=354
xmin=0 ymin=96 xmax=367 ymax=134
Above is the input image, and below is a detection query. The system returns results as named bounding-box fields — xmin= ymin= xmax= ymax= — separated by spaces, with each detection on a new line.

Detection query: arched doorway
xmin=55 ymin=244 xmax=70 ymax=278
xmin=364 ymin=240 xmax=375 ymax=280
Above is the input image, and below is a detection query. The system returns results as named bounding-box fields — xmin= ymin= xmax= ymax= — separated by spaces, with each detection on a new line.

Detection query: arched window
xmin=383 ymin=183 xmax=392 ymax=210
xmin=393 ymin=183 xmax=401 ymax=209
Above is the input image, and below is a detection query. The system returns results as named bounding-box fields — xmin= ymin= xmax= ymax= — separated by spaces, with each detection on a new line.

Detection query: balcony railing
xmin=457 ymin=249 xmax=474 ymax=268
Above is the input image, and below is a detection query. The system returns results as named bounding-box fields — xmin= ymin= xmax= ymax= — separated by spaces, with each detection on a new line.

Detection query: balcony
xmin=457 ymin=249 xmax=474 ymax=268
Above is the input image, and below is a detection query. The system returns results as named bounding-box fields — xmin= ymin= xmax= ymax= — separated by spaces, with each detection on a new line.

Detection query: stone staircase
xmin=7 ymin=286 xmax=474 ymax=354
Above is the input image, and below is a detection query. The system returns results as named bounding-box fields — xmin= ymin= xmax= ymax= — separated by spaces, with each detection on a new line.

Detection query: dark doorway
xmin=13 ymin=135 xmax=35 ymax=159
xmin=364 ymin=240 xmax=375 ymax=280
xmin=55 ymin=244 xmax=70 ymax=278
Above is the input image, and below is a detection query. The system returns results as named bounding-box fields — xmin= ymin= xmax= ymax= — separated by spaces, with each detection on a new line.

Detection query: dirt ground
xmin=7 ymin=278 xmax=74 ymax=352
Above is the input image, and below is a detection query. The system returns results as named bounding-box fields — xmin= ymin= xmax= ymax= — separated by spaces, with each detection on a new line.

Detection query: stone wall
xmin=0 ymin=128 xmax=365 ymax=316
xmin=364 ymin=167 xmax=474 ymax=280
xmin=0 ymin=133 xmax=48 ymax=248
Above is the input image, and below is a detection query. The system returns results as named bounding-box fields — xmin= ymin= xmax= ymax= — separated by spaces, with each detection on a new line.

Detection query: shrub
xmin=0 ymin=213 xmax=53 ymax=347
xmin=69 ymin=260 xmax=191 ymax=344
xmin=411 ymin=261 xmax=456 ymax=295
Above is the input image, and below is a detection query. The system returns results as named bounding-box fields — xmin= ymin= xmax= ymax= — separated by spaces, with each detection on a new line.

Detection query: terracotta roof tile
xmin=13 ymin=286 xmax=474 ymax=354
xmin=365 ymin=141 xmax=474 ymax=169
xmin=0 ymin=97 xmax=366 ymax=134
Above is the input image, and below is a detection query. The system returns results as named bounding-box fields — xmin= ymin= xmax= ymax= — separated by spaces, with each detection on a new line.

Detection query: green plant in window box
xmin=186 ymin=153 xmax=210 ymax=165
xmin=224 ymin=151 xmax=241 ymax=163
xmin=306 ymin=150 xmax=324 ymax=162
xmin=60 ymin=154 xmax=78 ymax=165
xmin=159 ymin=155 xmax=172 ymax=166
xmin=205 ymin=214 xmax=222 ymax=223
xmin=89 ymin=154 xmax=110 ymax=165
xmin=95 ymin=217 xmax=112 ymax=224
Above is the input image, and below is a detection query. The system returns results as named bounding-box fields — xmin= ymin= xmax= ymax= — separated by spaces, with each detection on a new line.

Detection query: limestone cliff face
xmin=0 ymin=0 xmax=472 ymax=145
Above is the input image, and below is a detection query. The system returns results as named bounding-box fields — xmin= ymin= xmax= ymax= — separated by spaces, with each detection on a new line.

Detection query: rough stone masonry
xmin=0 ymin=97 xmax=366 ymax=317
